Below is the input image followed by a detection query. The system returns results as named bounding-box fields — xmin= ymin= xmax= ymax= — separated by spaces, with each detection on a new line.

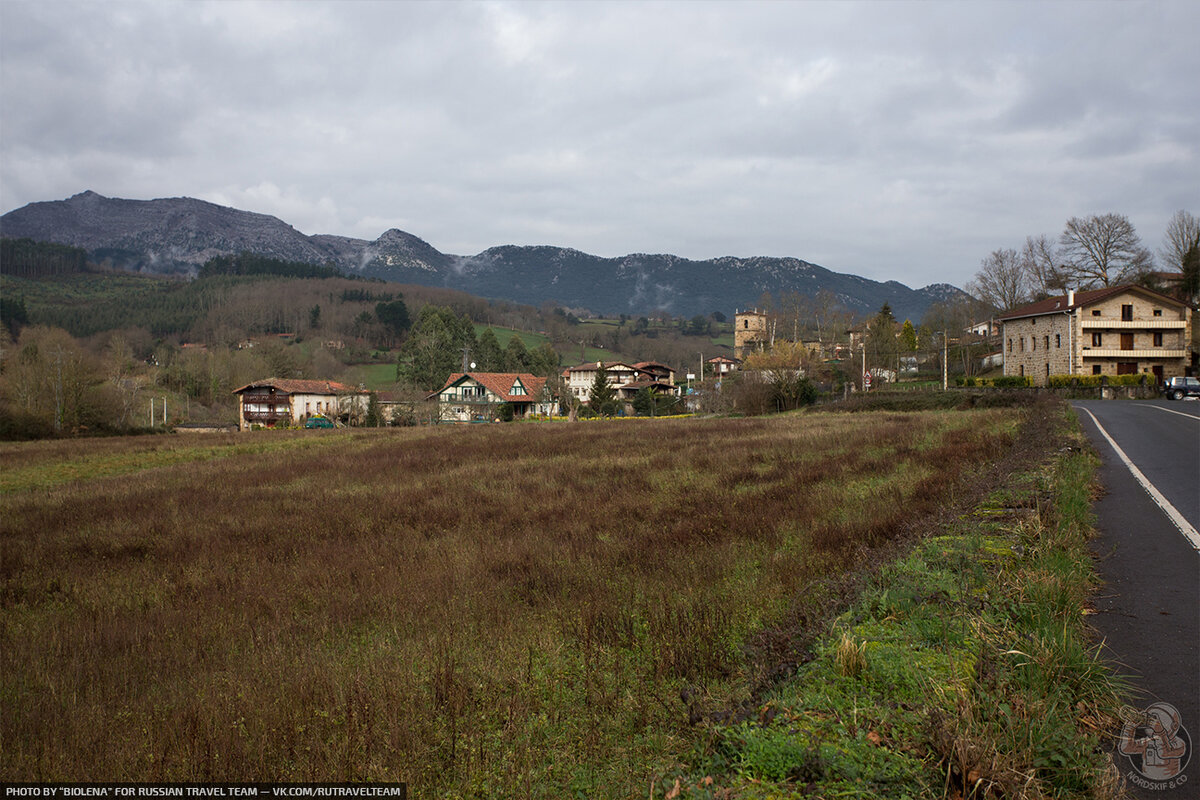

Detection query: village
xmin=231 ymin=282 xmax=1194 ymax=430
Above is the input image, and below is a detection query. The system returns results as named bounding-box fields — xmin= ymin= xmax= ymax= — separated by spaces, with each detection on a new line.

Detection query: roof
xmin=998 ymin=284 xmax=1188 ymax=321
xmin=633 ymin=361 xmax=673 ymax=371
xmin=431 ymin=372 xmax=548 ymax=402
xmin=707 ymin=356 xmax=738 ymax=363
xmin=233 ymin=378 xmax=362 ymax=395
xmin=565 ymin=361 xmax=636 ymax=372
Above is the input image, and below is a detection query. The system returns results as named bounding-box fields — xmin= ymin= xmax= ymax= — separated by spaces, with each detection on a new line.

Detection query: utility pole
xmin=942 ymin=331 xmax=948 ymax=391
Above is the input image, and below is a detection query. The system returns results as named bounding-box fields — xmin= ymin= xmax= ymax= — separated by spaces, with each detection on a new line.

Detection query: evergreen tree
xmin=375 ymin=298 xmax=410 ymax=342
xmin=588 ymin=365 xmax=618 ymax=416
xmin=528 ymin=342 xmax=560 ymax=377
xmin=475 ymin=328 xmax=504 ymax=371
xmin=503 ymin=334 xmax=529 ymax=372
xmin=397 ymin=305 xmax=477 ymax=390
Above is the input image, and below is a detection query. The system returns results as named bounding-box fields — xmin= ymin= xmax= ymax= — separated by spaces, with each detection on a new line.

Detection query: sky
xmin=1 ymin=0 xmax=1197 ymax=290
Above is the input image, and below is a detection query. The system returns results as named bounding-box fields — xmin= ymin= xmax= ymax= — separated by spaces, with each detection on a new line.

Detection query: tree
xmin=588 ymin=365 xmax=619 ymax=417
xmin=900 ymin=319 xmax=918 ymax=353
xmin=2 ymin=326 xmax=109 ymax=432
xmin=503 ymin=334 xmax=529 ymax=372
xmin=1159 ymin=210 xmax=1200 ymax=274
xmin=475 ymin=328 xmax=504 ymax=371
xmin=375 ymin=298 xmax=410 ymax=346
xmin=308 ymin=304 xmax=322 ymax=330
xmin=1180 ymin=240 xmax=1200 ymax=306
xmin=396 ymin=305 xmax=477 ymax=390
xmin=1059 ymin=213 xmax=1153 ymax=288
xmin=968 ymin=248 xmax=1028 ymax=311
xmin=865 ymin=303 xmax=898 ymax=373
xmin=527 ymin=343 xmax=560 ymax=377
xmin=1020 ymin=234 xmax=1066 ymax=298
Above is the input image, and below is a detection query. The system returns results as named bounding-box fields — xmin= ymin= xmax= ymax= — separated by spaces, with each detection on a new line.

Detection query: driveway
xmin=1072 ymin=399 xmax=1199 ymax=796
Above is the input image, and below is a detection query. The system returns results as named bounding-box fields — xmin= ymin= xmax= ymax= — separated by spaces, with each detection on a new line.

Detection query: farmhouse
xmin=998 ymin=285 xmax=1193 ymax=387
xmin=430 ymin=372 xmax=551 ymax=423
xmin=562 ymin=361 xmax=679 ymax=406
xmin=233 ymin=378 xmax=369 ymax=430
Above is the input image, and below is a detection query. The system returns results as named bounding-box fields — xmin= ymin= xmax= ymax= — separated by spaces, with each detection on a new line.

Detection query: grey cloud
xmin=2 ymin=0 xmax=1198 ymax=289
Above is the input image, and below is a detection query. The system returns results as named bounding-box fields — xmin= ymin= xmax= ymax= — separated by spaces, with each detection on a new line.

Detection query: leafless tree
xmin=1020 ymin=234 xmax=1066 ymax=297
xmin=1058 ymin=213 xmax=1153 ymax=288
xmin=1159 ymin=210 xmax=1200 ymax=274
xmin=968 ymin=248 xmax=1028 ymax=311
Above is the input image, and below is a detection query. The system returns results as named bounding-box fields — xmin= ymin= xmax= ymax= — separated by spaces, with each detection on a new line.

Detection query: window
xmin=1046 ymin=363 xmax=1050 ymax=376
xmin=1019 ymin=365 xmax=1025 ymax=377
xmin=1031 ymin=337 xmax=1036 ymax=351
xmin=1121 ymin=304 xmax=1133 ymax=321
xmin=1092 ymin=309 xmax=1102 ymax=316
xmin=1044 ymin=335 xmax=1050 ymax=350
xmin=1092 ymin=332 xmax=1103 ymax=347
xmin=1093 ymin=365 xmax=1102 ymax=375
xmin=1153 ymin=332 xmax=1163 ymax=347
xmin=1007 ymin=338 xmax=1013 ymax=353
xmin=744 ymin=320 xmax=749 ymax=329
xmin=1153 ymin=309 xmax=1162 ymax=317
xmin=1055 ymin=334 xmax=1061 ymax=348
xmin=1020 ymin=338 xmax=1025 ymax=352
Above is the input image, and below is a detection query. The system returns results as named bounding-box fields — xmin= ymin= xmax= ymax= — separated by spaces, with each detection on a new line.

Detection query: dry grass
xmin=1 ymin=410 xmax=1019 ymax=795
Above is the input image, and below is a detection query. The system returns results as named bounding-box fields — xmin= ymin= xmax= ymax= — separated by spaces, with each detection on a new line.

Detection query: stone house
xmin=998 ymin=285 xmax=1193 ymax=386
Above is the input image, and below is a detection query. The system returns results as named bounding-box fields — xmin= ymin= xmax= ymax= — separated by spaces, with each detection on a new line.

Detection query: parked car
xmin=1162 ymin=376 xmax=1200 ymax=400
xmin=304 ymin=414 xmax=335 ymax=428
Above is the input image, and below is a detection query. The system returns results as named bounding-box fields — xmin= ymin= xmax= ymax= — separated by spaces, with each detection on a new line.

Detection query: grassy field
xmin=1 ymin=410 xmax=1024 ymax=794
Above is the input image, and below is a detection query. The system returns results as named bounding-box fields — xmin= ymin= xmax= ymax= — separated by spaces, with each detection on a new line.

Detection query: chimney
xmin=1067 ymin=288 xmax=1075 ymax=307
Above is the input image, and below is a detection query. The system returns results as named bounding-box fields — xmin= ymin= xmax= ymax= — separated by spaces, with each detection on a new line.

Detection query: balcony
xmin=1082 ymin=349 xmax=1187 ymax=359
xmin=1079 ymin=319 xmax=1186 ymax=329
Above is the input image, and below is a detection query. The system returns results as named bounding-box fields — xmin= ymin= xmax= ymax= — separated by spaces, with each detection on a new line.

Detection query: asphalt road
xmin=1071 ymin=399 xmax=1199 ymax=796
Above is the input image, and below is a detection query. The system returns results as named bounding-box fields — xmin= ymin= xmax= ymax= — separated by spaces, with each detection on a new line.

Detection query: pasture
xmin=1 ymin=410 xmax=1021 ymax=795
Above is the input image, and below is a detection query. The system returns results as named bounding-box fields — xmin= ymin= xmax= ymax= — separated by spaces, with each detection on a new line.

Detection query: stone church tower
xmin=734 ymin=310 xmax=771 ymax=359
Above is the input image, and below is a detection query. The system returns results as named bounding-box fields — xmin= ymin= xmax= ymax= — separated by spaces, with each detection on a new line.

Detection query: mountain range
xmin=1 ymin=191 xmax=967 ymax=320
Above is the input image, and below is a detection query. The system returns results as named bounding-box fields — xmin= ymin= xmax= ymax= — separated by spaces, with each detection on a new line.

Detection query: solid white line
xmin=1081 ymin=408 xmax=1200 ymax=552
xmin=1138 ymin=403 xmax=1200 ymax=421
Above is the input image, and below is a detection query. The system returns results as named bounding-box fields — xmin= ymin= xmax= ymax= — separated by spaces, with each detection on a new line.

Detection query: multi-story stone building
xmin=999 ymin=285 xmax=1192 ymax=386
xmin=734 ymin=309 xmax=771 ymax=359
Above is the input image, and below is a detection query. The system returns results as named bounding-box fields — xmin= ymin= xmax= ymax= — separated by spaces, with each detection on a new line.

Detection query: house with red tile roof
xmin=998 ymin=285 xmax=1193 ymax=386
xmin=232 ymin=378 xmax=369 ymax=430
xmin=429 ymin=372 xmax=552 ymax=423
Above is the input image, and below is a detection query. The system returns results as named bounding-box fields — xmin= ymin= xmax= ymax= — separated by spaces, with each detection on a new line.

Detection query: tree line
xmin=968 ymin=210 xmax=1199 ymax=312
xmin=198 ymin=252 xmax=349 ymax=280
xmin=0 ymin=238 xmax=88 ymax=278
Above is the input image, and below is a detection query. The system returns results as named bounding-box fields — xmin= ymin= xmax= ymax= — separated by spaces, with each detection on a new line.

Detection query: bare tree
xmin=1020 ymin=234 xmax=1066 ymax=297
xmin=1159 ymin=210 xmax=1200 ymax=274
xmin=1059 ymin=213 xmax=1153 ymax=288
xmin=968 ymin=248 xmax=1028 ymax=311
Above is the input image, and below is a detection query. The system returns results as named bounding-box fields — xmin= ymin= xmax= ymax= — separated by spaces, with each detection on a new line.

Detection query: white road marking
xmin=1079 ymin=408 xmax=1200 ymax=552
xmin=1139 ymin=403 xmax=1200 ymax=421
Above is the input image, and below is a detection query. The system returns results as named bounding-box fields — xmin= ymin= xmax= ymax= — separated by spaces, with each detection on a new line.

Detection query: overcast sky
xmin=2 ymin=0 xmax=1197 ymax=289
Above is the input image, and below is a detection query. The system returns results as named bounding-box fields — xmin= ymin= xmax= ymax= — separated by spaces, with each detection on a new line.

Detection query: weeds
xmin=681 ymin=401 xmax=1127 ymax=799
xmin=2 ymin=411 xmax=1019 ymax=794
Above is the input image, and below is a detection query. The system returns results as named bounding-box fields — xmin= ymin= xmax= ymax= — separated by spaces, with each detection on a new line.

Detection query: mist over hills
xmin=1 ymin=191 xmax=967 ymax=320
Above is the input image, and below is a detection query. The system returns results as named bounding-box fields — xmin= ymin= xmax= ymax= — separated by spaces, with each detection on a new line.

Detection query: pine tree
xmin=588 ymin=365 xmax=618 ymax=416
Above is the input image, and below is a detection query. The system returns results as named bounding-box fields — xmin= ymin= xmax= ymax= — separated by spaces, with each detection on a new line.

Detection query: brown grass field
xmin=1 ymin=410 xmax=1022 ymax=795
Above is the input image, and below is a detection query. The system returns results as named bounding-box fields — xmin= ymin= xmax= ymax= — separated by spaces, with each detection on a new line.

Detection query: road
xmin=1072 ymin=399 xmax=1199 ymax=796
